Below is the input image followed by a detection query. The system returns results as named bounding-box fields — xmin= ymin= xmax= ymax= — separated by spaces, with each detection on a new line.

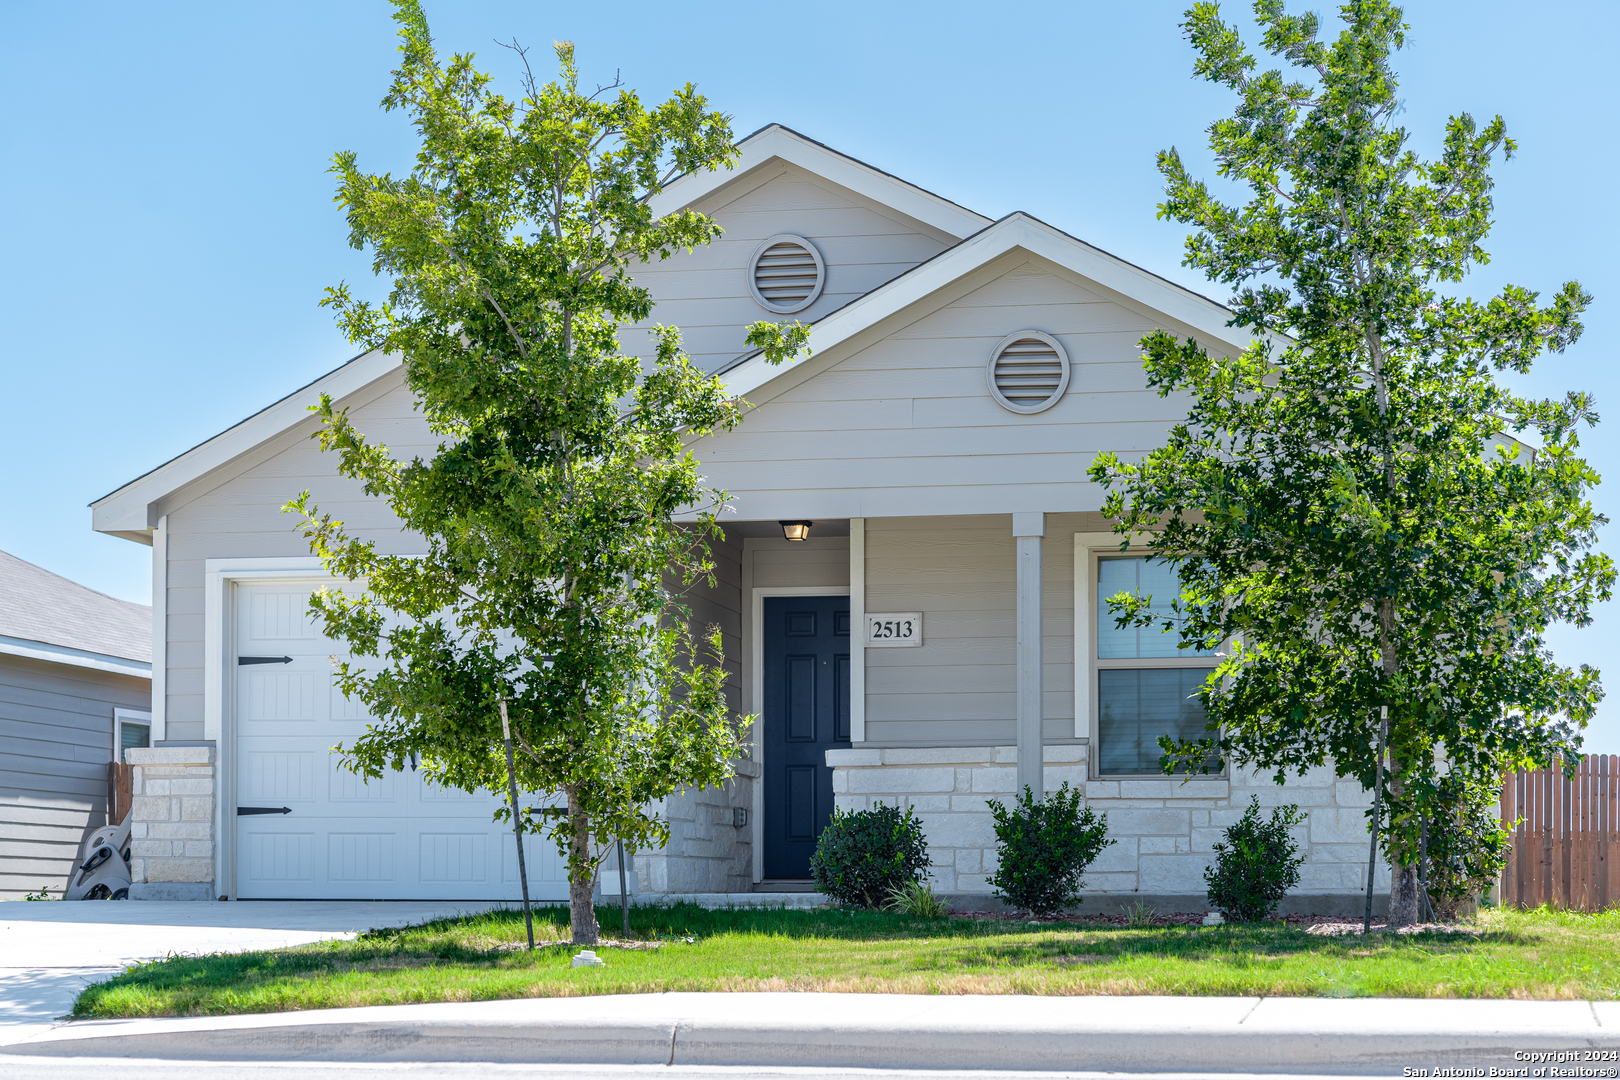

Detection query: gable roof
xmin=91 ymin=348 xmax=401 ymax=543
xmin=91 ymin=130 xmax=1238 ymax=543
xmin=652 ymin=124 xmax=992 ymax=241
xmin=713 ymin=211 xmax=1248 ymax=404
xmin=0 ymin=549 xmax=152 ymax=677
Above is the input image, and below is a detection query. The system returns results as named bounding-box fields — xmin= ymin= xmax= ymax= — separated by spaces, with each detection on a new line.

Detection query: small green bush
xmin=1423 ymin=773 xmax=1510 ymax=920
xmin=886 ymin=879 xmax=948 ymax=918
xmin=810 ymin=802 xmax=931 ymax=908
xmin=1204 ymin=796 xmax=1306 ymax=922
xmin=1123 ymin=899 xmax=1156 ymax=928
xmin=987 ymin=783 xmax=1113 ymax=915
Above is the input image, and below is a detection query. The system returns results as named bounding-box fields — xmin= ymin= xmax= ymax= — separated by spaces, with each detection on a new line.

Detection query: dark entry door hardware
xmin=236 ymin=806 xmax=292 ymax=816
xmin=238 ymin=656 xmax=294 ymax=666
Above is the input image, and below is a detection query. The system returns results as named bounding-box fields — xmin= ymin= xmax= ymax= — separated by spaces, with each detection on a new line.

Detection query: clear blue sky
xmin=3 ymin=2 xmax=1614 ymax=744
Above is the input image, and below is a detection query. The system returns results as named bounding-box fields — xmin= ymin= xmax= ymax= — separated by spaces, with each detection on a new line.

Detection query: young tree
xmin=287 ymin=1 xmax=805 ymax=944
xmin=1090 ymin=0 xmax=1611 ymax=925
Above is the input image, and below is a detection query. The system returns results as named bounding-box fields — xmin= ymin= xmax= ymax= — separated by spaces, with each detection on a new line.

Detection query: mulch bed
xmin=948 ymin=910 xmax=1478 ymax=934
xmin=491 ymin=937 xmax=669 ymax=952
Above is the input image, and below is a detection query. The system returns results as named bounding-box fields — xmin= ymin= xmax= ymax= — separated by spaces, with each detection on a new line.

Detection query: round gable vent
xmin=987 ymin=331 xmax=1070 ymax=414
xmin=748 ymin=234 xmax=825 ymax=314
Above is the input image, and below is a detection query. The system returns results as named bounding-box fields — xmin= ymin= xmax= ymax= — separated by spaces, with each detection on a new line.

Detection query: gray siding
xmin=677 ymin=529 xmax=744 ymax=718
xmin=0 ymin=654 xmax=150 ymax=897
xmin=160 ymin=372 xmax=436 ymax=741
xmin=864 ymin=511 xmax=1104 ymax=747
xmin=622 ymin=162 xmax=953 ymax=373
xmin=691 ymin=259 xmax=1203 ymax=520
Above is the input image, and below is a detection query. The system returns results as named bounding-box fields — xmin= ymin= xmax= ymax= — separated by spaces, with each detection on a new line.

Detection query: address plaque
xmin=865 ymin=612 xmax=922 ymax=647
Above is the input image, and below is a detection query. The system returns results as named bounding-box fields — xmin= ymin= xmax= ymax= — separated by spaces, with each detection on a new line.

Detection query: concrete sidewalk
xmin=6 ymin=992 xmax=1617 ymax=1074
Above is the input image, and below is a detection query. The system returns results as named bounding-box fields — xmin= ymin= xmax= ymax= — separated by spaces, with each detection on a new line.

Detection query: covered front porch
xmin=646 ymin=511 xmax=1388 ymax=911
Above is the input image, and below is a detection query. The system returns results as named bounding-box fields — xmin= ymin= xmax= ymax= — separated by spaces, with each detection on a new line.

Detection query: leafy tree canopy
xmin=1090 ymin=0 xmax=1611 ymax=924
xmin=287 ymin=0 xmax=806 ymax=944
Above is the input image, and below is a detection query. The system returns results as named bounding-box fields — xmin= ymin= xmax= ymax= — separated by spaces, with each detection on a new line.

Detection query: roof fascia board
xmin=0 ymin=634 xmax=153 ymax=678
xmin=92 ymin=350 xmax=403 ymax=538
xmin=150 ymin=367 xmax=409 ymax=523
xmin=719 ymin=214 xmax=1254 ymax=403
xmin=650 ymin=126 xmax=991 ymax=241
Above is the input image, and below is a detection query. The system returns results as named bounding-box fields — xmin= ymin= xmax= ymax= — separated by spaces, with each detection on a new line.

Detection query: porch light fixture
xmin=780 ymin=521 xmax=813 ymax=542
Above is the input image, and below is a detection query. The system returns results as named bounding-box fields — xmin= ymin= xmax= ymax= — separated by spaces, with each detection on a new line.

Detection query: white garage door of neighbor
xmin=233 ymin=580 xmax=569 ymax=900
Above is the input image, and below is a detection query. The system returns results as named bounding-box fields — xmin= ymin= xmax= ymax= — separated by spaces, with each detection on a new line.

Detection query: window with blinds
xmin=1095 ymin=556 xmax=1221 ymax=776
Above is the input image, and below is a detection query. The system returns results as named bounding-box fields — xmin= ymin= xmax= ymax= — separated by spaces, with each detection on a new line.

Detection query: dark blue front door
xmin=762 ymin=595 xmax=851 ymax=880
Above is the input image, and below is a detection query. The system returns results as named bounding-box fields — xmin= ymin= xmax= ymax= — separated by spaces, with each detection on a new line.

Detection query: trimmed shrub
xmin=987 ymin=783 xmax=1113 ymax=915
xmin=810 ymin=802 xmax=931 ymax=907
xmin=1204 ymin=796 xmax=1306 ymax=922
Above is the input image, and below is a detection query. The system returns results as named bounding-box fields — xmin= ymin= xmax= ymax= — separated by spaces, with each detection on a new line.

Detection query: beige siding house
xmin=0 ymin=550 xmax=152 ymax=898
xmin=92 ymin=125 xmax=1387 ymax=909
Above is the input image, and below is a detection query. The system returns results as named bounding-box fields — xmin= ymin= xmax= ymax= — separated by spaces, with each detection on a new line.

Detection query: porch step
xmin=754 ymin=879 xmax=816 ymax=893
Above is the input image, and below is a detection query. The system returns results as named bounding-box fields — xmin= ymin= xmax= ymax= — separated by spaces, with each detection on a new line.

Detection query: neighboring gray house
xmin=91 ymin=125 xmax=1401 ymax=909
xmin=0 ymin=549 xmax=152 ymax=898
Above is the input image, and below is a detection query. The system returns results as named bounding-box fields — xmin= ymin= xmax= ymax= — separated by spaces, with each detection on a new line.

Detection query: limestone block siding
xmin=826 ymin=746 xmax=1393 ymax=900
xmin=635 ymin=759 xmax=756 ymax=894
xmin=126 ymin=746 xmax=215 ymax=900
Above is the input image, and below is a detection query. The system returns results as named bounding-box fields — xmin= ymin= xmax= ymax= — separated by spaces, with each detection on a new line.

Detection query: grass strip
xmin=73 ymin=903 xmax=1620 ymax=1018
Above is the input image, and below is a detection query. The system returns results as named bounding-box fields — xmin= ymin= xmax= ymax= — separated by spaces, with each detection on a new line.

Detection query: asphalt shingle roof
xmin=0 ymin=549 xmax=151 ymax=663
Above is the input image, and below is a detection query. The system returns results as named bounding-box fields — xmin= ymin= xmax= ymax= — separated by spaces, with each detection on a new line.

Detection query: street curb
xmin=6 ymin=993 xmax=1618 ymax=1073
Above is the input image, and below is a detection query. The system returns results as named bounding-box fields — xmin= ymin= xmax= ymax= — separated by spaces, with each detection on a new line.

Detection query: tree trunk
xmin=1376 ymin=595 xmax=1419 ymax=928
xmin=1384 ymin=766 xmax=1420 ymax=927
xmin=564 ymin=785 xmax=600 ymax=946
xmin=1389 ymin=864 xmax=1420 ymax=927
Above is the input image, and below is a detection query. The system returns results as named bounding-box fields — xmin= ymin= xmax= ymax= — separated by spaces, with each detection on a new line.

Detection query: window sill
xmin=1086 ymin=777 xmax=1230 ymax=800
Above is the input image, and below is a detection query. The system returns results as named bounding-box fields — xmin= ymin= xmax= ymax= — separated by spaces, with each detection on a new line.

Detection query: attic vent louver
xmin=748 ymin=234 xmax=825 ymax=314
xmin=987 ymin=331 xmax=1070 ymax=414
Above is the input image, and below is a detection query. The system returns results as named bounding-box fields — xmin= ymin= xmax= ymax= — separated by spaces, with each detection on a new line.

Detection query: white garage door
xmin=233 ymin=580 xmax=569 ymax=900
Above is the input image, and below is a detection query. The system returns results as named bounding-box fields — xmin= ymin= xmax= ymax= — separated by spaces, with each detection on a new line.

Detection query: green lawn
xmin=72 ymin=904 xmax=1620 ymax=1018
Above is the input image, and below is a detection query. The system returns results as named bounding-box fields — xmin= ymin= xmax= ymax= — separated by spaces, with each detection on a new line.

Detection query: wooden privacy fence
xmin=107 ymin=761 xmax=133 ymax=827
xmin=1499 ymin=755 xmax=1620 ymax=912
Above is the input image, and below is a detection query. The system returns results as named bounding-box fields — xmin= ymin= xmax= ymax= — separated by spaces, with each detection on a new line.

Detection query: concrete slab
xmin=4 ymin=992 xmax=1614 ymax=1073
xmin=0 ymin=900 xmax=510 ymax=969
xmin=0 ymin=899 xmax=509 ymax=1047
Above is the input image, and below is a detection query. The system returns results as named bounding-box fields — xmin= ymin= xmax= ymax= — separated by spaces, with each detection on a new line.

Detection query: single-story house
xmin=90 ymin=125 xmax=1389 ymax=910
xmin=0 ymin=548 xmax=152 ymax=898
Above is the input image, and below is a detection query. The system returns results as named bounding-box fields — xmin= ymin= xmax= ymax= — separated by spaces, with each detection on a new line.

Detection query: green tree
xmin=1090 ymin=0 xmax=1611 ymax=925
xmin=287 ymin=1 xmax=806 ymax=944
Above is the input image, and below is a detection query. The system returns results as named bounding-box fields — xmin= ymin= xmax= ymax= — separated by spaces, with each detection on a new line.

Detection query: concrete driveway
xmin=0 ymin=899 xmax=505 ymax=1046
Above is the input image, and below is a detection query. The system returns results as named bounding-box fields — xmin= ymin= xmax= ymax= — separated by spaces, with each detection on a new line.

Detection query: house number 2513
xmin=865 ymin=612 xmax=923 ymax=647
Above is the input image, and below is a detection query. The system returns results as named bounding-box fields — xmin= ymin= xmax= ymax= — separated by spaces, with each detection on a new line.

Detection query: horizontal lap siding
xmin=692 ymin=263 xmax=1194 ymax=520
xmin=162 ymin=375 xmax=435 ymax=741
xmin=751 ymin=539 xmax=850 ymax=591
xmin=863 ymin=512 xmax=1100 ymax=747
xmin=0 ymin=654 xmax=150 ymax=897
xmin=621 ymin=164 xmax=950 ymax=373
xmin=679 ymin=530 xmax=744 ymax=717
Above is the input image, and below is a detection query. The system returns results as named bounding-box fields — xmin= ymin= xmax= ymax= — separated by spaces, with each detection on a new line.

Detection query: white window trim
xmin=114 ymin=707 xmax=152 ymax=762
xmin=748 ymin=584 xmax=851 ymax=884
xmin=1073 ymin=532 xmax=1224 ymax=779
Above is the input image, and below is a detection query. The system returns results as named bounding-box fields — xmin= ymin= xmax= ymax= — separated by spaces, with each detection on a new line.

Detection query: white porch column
xmin=1013 ymin=512 xmax=1045 ymax=799
xmin=849 ymin=517 xmax=866 ymax=743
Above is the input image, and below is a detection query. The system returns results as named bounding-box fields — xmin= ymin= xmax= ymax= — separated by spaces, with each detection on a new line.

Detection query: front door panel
xmin=762 ymin=595 xmax=851 ymax=879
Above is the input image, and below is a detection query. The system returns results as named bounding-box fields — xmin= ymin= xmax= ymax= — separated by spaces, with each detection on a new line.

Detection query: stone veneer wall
xmin=827 ymin=746 xmax=1391 ymax=912
xmin=634 ymin=759 xmax=756 ymax=894
xmin=125 ymin=746 xmax=215 ymax=900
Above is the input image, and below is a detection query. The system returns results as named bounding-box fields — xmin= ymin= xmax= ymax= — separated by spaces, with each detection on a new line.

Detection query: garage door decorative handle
xmin=238 ymin=656 xmax=293 ymax=666
xmin=236 ymin=806 xmax=292 ymax=816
